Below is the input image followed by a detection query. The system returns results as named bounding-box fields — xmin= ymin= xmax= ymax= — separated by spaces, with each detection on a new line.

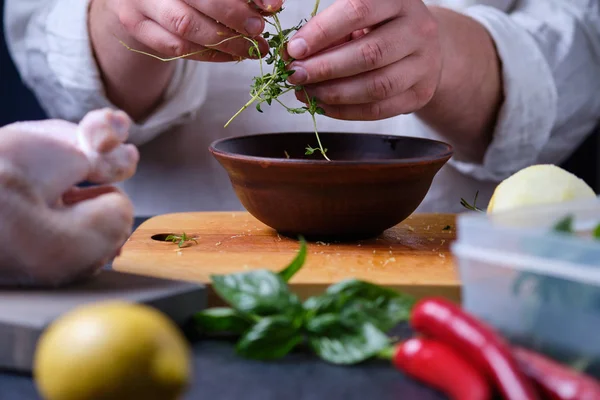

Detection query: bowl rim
xmin=209 ymin=131 xmax=454 ymax=166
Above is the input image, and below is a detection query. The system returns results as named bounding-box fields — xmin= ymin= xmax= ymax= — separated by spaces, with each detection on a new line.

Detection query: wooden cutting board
xmin=113 ymin=212 xmax=461 ymax=304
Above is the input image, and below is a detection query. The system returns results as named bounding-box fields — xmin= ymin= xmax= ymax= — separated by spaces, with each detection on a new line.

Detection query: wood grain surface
xmin=113 ymin=212 xmax=461 ymax=303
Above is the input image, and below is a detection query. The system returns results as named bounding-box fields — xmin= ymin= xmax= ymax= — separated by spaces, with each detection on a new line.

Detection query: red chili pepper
xmin=513 ymin=346 xmax=600 ymax=400
xmin=410 ymin=297 xmax=540 ymax=400
xmin=392 ymin=338 xmax=491 ymax=400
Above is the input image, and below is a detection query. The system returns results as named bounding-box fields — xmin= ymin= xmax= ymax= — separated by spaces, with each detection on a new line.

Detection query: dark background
xmin=0 ymin=2 xmax=47 ymax=126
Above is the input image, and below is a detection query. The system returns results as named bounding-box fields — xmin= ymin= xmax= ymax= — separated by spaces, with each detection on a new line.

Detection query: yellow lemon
xmin=488 ymin=164 xmax=596 ymax=213
xmin=33 ymin=301 xmax=192 ymax=400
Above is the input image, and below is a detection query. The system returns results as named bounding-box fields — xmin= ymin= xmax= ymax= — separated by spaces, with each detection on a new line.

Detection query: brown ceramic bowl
xmin=209 ymin=132 xmax=453 ymax=241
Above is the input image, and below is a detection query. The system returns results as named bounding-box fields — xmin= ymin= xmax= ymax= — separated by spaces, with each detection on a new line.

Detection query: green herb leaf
xmin=460 ymin=190 xmax=484 ymax=212
xmin=163 ymin=232 xmax=197 ymax=247
xmin=220 ymin=4 xmax=330 ymax=160
xmin=194 ymin=308 xmax=252 ymax=335
xmin=211 ymin=270 xmax=302 ymax=317
xmin=594 ymin=223 xmax=600 ymax=239
xmin=236 ymin=315 xmax=303 ymax=360
xmin=304 ymin=279 xmax=415 ymax=332
xmin=553 ymin=215 xmax=574 ymax=233
xmin=305 ymin=313 xmax=344 ymax=336
xmin=278 ymin=237 xmax=307 ymax=282
xmin=308 ymin=321 xmax=390 ymax=365
xmin=305 ymin=146 xmax=317 ymax=155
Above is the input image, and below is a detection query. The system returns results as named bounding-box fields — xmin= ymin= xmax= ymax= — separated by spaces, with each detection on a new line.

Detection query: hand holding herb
xmin=116 ymin=0 xmax=330 ymax=160
xmin=282 ymin=0 xmax=443 ymax=122
xmin=110 ymin=0 xmax=277 ymax=62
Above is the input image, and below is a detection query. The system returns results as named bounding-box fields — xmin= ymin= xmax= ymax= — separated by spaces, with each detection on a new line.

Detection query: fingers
xmin=287 ymin=19 xmax=416 ymax=85
xmin=300 ymin=55 xmax=427 ymax=105
xmin=250 ymin=0 xmax=284 ymax=14
xmin=301 ymin=84 xmax=433 ymax=121
xmin=183 ymin=0 xmax=273 ymax=36
xmin=133 ymin=0 xmax=269 ymax=58
xmin=119 ymin=10 xmax=240 ymax=62
xmin=286 ymin=0 xmax=401 ymax=60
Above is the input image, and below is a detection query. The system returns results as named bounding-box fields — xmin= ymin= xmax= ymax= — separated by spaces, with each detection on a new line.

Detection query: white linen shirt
xmin=4 ymin=0 xmax=600 ymax=216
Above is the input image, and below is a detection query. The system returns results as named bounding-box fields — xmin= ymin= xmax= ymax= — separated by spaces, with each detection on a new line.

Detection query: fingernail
xmin=288 ymin=66 xmax=307 ymax=84
xmin=244 ymin=17 xmax=263 ymax=36
xmin=287 ymin=38 xmax=307 ymax=59
xmin=261 ymin=0 xmax=281 ymax=12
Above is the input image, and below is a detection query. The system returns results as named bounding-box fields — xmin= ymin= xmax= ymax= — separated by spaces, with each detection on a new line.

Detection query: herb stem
xmin=312 ymin=0 xmax=321 ymax=17
xmin=311 ymin=113 xmax=329 ymax=161
xmin=376 ymin=345 xmax=396 ymax=361
xmin=243 ymin=36 xmax=265 ymax=77
xmin=303 ymin=88 xmax=330 ymax=160
xmin=116 ymin=34 xmax=243 ymax=62
xmin=224 ymin=75 xmax=277 ymax=128
xmin=272 ymin=14 xmax=284 ymax=36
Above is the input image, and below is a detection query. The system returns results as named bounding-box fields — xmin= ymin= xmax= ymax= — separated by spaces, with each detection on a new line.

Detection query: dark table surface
xmin=0 ymin=218 xmax=447 ymax=400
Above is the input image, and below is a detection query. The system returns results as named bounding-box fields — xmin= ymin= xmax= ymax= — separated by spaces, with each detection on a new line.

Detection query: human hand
xmin=285 ymin=0 xmax=442 ymax=120
xmin=107 ymin=0 xmax=284 ymax=62
xmin=0 ymin=109 xmax=139 ymax=287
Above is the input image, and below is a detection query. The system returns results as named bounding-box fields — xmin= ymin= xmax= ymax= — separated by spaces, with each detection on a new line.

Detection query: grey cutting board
xmin=0 ymin=270 xmax=206 ymax=373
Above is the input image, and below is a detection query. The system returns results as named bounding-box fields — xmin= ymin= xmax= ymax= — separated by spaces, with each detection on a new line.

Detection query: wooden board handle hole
xmin=151 ymin=234 xmax=175 ymax=241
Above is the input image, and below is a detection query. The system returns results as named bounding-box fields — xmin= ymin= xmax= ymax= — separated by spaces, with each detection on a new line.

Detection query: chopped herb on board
xmin=164 ymin=233 xmax=198 ymax=248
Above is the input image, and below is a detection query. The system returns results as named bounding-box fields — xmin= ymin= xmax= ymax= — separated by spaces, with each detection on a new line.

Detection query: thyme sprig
xmin=164 ymin=232 xmax=198 ymax=248
xmin=460 ymin=190 xmax=484 ymax=212
xmin=117 ymin=0 xmax=329 ymax=160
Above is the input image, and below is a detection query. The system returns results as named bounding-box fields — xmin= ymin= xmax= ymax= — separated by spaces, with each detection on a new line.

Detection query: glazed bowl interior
xmin=209 ymin=132 xmax=453 ymax=241
xmin=211 ymin=131 xmax=452 ymax=163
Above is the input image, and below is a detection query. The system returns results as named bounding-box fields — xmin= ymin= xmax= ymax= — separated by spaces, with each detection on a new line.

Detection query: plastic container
xmin=451 ymin=196 xmax=600 ymax=376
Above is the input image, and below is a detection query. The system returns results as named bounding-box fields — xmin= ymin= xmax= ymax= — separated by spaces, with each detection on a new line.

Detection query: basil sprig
xmin=194 ymin=237 xmax=415 ymax=365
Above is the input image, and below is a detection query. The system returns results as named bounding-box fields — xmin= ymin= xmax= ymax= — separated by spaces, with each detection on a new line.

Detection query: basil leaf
xmin=304 ymin=279 xmax=415 ymax=332
xmin=305 ymin=313 xmax=344 ymax=336
xmin=211 ymin=270 xmax=301 ymax=317
xmin=236 ymin=316 xmax=303 ymax=360
xmin=278 ymin=237 xmax=307 ymax=282
xmin=194 ymin=308 xmax=252 ymax=335
xmin=308 ymin=320 xmax=390 ymax=365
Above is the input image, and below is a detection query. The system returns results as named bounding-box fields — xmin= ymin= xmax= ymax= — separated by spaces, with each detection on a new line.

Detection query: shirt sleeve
xmin=448 ymin=1 xmax=600 ymax=182
xmin=4 ymin=0 xmax=209 ymax=146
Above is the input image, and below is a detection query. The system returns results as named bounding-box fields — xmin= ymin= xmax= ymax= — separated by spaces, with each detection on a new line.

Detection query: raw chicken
xmin=0 ymin=108 xmax=139 ymax=287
